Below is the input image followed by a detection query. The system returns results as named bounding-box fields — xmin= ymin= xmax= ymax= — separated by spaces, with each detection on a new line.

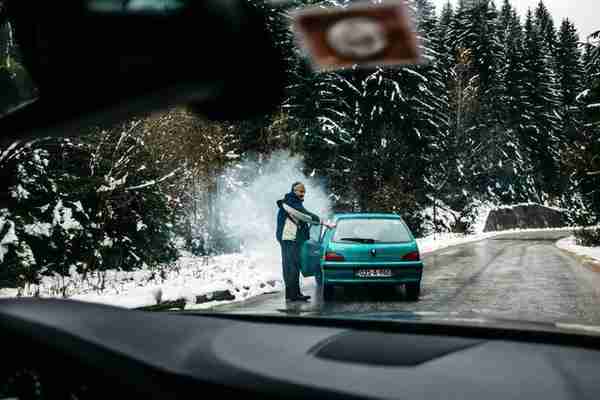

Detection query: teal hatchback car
xmin=300 ymin=213 xmax=423 ymax=301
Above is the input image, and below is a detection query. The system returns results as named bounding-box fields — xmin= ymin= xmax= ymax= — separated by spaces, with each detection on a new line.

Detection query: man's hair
xmin=291 ymin=181 xmax=304 ymax=191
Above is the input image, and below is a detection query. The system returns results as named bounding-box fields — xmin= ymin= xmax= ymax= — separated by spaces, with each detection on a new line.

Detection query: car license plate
xmin=356 ymin=269 xmax=392 ymax=278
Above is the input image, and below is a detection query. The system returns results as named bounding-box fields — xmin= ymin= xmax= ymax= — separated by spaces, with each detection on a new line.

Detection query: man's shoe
xmin=286 ymin=295 xmax=310 ymax=302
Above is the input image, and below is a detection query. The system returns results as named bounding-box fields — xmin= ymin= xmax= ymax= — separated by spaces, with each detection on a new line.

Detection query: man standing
xmin=276 ymin=182 xmax=332 ymax=302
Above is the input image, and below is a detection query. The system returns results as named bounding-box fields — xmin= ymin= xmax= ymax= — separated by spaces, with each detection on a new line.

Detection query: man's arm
xmin=296 ymin=204 xmax=322 ymax=223
xmin=282 ymin=203 xmax=321 ymax=224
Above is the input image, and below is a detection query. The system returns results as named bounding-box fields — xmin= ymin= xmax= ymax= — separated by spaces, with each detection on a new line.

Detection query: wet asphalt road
xmin=211 ymin=231 xmax=600 ymax=325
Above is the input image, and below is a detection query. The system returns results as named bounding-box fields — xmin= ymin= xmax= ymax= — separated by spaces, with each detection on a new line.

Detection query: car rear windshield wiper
xmin=339 ymin=237 xmax=377 ymax=243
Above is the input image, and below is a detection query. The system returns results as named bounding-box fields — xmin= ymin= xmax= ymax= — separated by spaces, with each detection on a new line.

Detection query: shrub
xmin=574 ymin=227 xmax=600 ymax=247
xmin=0 ymin=125 xmax=180 ymax=289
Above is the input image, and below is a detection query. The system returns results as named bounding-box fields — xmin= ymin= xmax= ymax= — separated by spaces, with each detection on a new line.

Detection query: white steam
xmin=217 ymin=151 xmax=332 ymax=278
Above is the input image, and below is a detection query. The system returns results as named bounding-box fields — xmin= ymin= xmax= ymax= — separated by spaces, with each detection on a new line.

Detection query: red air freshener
xmin=292 ymin=1 xmax=421 ymax=71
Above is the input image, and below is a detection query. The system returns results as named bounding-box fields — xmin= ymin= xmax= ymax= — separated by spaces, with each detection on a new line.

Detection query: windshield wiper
xmin=339 ymin=237 xmax=377 ymax=244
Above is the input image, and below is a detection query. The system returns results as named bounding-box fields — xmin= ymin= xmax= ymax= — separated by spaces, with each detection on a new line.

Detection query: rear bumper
xmin=322 ymin=261 xmax=423 ymax=285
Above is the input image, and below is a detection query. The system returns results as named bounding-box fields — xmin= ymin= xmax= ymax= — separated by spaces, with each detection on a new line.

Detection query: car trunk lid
xmin=327 ymin=241 xmax=419 ymax=262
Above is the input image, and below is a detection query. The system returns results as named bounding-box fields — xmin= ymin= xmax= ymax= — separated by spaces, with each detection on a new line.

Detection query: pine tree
xmin=0 ymin=119 xmax=184 ymax=291
xmin=551 ymin=19 xmax=585 ymax=212
xmin=556 ymin=19 xmax=583 ymax=106
xmin=453 ymin=0 xmax=502 ymax=91
xmin=569 ymin=31 xmax=600 ymax=221
xmin=520 ymin=8 xmax=561 ymax=201
xmin=415 ymin=0 xmax=436 ymax=33
xmin=81 ymin=123 xmax=180 ymax=275
xmin=0 ymin=140 xmax=55 ymax=288
xmin=534 ymin=0 xmax=558 ymax=57
xmin=435 ymin=1 xmax=455 ymax=81
xmin=438 ymin=2 xmax=481 ymax=211
xmin=491 ymin=1 xmax=536 ymax=202
xmin=448 ymin=0 xmax=526 ymax=205
xmin=583 ymin=32 xmax=600 ymax=89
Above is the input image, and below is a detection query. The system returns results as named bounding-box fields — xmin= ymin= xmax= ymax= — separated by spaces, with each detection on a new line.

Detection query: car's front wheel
xmin=315 ymin=269 xmax=323 ymax=285
xmin=405 ymin=282 xmax=420 ymax=301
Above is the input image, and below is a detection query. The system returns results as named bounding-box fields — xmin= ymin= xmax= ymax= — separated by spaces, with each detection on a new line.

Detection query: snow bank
xmin=418 ymin=226 xmax=578 ymax=255
xmin=492 ymin=202 xmax=568 ymax=213
xmin=417 ymin=232 xmax=496 ymax=254
xmin=556 ymin=236 xmax=600 ymax=263
xmin=0 ymin=288 xmax=19 ymax=298
xmin=1 ymin=251 xmax=283 ymax=309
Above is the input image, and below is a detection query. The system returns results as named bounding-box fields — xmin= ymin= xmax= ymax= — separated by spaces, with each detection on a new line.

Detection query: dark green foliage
xmin=0 ymin=128 xmax=179 ymax=289
xmin=556 ymin=19 xmax=583 ymax=106
xmin=78 ymin=125 xmax=180 ymax=273
xmin=565 ymin=31 xmax=600 ymax=222
xmin=520 ymin=9 xmax=561 ymax=201
xmin=574 ymin=227 xmax=600 ymax=247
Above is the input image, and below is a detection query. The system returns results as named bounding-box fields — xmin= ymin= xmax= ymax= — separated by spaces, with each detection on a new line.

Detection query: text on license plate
xmin=356 ymin=269 xmax=392 ymax=278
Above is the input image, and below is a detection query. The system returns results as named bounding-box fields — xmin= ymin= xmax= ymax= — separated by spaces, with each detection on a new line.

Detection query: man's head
xmin=292 ymin=182 xmax=306 ymax=201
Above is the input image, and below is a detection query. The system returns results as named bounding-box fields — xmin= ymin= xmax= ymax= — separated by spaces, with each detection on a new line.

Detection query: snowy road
xmin=209 ymin=231 xmax=600 ymax=325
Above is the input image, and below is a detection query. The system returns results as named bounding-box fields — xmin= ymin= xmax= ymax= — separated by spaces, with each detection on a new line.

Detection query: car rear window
xmin=332 ymin=218 xmax=412 ymax=243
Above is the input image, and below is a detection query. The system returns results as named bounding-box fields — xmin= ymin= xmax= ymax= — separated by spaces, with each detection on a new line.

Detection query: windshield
xmin=1 ymin=0 xmax=600 ymax=333
xmin=333 ymin=218 xmax=412 ymax=243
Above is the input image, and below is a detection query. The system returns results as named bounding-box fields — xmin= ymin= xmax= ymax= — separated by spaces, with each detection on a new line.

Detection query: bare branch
xmin=126 ymin=167 xmax=182 ymax=191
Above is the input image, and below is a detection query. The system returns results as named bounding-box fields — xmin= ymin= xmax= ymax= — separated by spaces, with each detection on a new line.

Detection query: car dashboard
xmin=1 ymin=299 xmax=600 ymax=400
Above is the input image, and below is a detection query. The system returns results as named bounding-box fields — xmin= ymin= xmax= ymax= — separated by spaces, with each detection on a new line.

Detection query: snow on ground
xmin=556 ymin=236 xmax=600 ymax=263
xmin=0 ymin=251 xmax=283 ymax=310
xmin=491 ymin=202 xmax=568 ymax=213
xmin=417 ymin=227 xmax=577 ymax=255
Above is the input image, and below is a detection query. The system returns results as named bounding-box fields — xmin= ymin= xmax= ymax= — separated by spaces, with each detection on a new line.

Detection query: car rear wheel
xmin=322 ymin=284 xmax=334 ymax=301
xmin=405 ymin=282 xmax=420 ymax=301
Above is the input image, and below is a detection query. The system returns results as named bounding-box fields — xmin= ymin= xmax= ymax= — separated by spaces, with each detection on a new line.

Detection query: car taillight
xmin=325 ymin=252 xmax=345 ymax=261
xmin=402 ymin=251 xmax=420 ymax=261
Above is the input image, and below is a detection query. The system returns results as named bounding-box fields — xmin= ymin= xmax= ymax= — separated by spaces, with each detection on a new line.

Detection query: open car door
xmin=300 ymin=224 xmax=323 ymax=278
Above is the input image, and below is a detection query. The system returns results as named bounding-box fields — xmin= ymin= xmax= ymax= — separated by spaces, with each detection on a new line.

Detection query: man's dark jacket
xmin=276 ymin=188 xmax=319 ymax=243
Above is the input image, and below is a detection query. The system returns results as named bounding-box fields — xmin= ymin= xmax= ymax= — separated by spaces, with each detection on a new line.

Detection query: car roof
xmin=333 ymin=213 xmax=402 ymax=220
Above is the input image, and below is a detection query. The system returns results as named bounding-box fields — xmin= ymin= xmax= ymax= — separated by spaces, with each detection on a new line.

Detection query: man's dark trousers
xmin=280 ymin=240 xmax=301 ymax=299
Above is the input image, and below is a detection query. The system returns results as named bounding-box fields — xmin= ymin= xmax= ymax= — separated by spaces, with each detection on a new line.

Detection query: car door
xmin=300 ymin=224 xmax=323 ymax=277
